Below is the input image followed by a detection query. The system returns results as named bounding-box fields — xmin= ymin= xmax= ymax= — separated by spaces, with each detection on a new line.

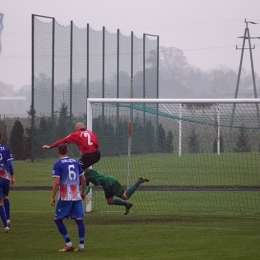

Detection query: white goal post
xmin=85 ymin=187 xmax=92 ymax=213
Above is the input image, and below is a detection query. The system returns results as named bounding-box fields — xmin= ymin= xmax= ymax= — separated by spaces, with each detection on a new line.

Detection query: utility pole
xmin=230 ymin=19 xmax=260 ymax=127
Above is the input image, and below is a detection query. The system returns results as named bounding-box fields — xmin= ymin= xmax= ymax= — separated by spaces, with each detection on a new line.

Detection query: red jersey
xmin=49 ymin=130 xmax=99 ymax=155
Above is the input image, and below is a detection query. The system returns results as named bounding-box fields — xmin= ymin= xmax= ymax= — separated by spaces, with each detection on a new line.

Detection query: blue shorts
xmin=55 ymin=200 xmax=85 ymax=219
xmin=0 ymin=177 xmax=10 ymax=199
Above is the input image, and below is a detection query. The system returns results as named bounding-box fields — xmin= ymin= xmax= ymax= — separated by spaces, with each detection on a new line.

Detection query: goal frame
xmin=85 ymin=98 xmax=260 ymax=213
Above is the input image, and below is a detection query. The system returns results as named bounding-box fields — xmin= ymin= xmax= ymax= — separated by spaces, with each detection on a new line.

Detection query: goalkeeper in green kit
xmin=84 ymin=168 xmax=149 ymax=215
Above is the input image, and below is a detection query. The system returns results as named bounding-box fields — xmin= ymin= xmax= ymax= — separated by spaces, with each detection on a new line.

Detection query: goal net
xmin=86 ymin=98 xmax=260 ymax=214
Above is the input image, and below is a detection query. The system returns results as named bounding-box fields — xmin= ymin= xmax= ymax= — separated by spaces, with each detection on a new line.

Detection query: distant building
xmin=0 ymin=84 xmax=28 ymax=117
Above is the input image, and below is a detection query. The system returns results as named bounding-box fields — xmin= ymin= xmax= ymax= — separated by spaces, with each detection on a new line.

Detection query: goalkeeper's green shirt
xmin=84 ymin=168 xmax=106 ymax=186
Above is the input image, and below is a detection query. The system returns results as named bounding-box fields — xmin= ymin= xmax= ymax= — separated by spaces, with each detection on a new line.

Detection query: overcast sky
xmin=1 ymin=0 xmax=260 ymax=89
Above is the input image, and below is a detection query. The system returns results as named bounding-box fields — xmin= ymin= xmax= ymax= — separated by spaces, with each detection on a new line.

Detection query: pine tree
xmin=188 ymin=128 xmax=200 ymax=153
xmin=38 ymin=116 xmax=53 ymax=158
xmin=158 ymin=123 xmax=166 ymax=153
xmin=166 ymin=130 xmax=174 ymax=153
xmin=55 ymin=102 xmax=70 ymax=140
xmin=102 ymin=121 xmax=115 ymax=156
xmin=234 ymin=123 xmax=251 ymax=152
xmin=145 ymin=120 xmax=155 ymax=153
xmin=132 ymin=117 xmax=145 ymax=154
xmin=24 ymin=106 xmax=37 ymax=159
xmin=0 ymin=117 xmax=8 ymax=145
xmin=10 ymin=119 xmax=25 ymax=160
xmin=114 ymin=119 xmax=128 ymax=155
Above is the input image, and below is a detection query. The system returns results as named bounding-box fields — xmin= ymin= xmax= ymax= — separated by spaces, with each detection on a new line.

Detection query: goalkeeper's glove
xmin=85 ymin=182 xmax=94 ymax=195
xmin=85 ymin=185 xmax=90 ymax=195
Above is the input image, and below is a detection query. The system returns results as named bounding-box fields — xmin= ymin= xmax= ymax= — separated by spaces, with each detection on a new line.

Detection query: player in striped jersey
xmin=0 ymin=132 xmax=15 ymax=232
xmin=51 ymin=143 xmax=86 ymax=252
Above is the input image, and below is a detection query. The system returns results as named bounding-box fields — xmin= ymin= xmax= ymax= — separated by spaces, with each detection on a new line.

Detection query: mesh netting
xmin=85 ymin=101 xmax=260 ymax=214
xmin=32 ymin=15 xmax=159 ymax=160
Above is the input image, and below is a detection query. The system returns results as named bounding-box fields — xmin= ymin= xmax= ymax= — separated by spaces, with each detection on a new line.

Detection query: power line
xmin=120 ymin=19 xmax=243 ymax=30
xmin=180 ymin=45 xmax=235 ymax=52
xmin=1 ymin=18 xmax=245 ymax=36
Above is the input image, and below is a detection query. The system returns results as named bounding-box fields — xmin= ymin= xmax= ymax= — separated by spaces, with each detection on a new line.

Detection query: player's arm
xmin=43 ymin=138 xmax=66 ymax=149
xmin=7 ymin=160 xmax=15 ymax=186
xmin=43 ymin=133 xmax=78 ymax=149
xmin=51 ymin=163 xmax=60 ymax=206
xmin=78 ymin=163 xmax=86 ymax=198
xmin=51 ymin=177 xmax=60 ymax=206
xmin=80 ymin=173 xmax=86 ymax=200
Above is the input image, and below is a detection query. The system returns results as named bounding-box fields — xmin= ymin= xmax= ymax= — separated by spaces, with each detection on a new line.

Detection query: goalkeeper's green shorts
xmin=102 ymin=176 xmax=124 ymax=199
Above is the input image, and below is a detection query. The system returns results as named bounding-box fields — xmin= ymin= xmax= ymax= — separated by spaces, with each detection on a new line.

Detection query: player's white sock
xmin=66 ymin=242 xmax=73 ymax=248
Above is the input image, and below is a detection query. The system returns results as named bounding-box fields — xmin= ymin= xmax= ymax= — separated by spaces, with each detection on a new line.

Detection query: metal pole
xmin=230 ymin=26 xmax=247 ymax=128
xmin=248 ymin=29 xmax=257 ymax=98
xmin=51 ymin=18 xmax=55 ymax=142
xmin=117 ymin=29 xmax=120 ymax=99
xmin=156 ymin=35 xmax=159 ymax=153
xmin=127 ymin=31 xmax=134 ymax=189
xmin=131 ymin=31 xmax=134 ymax=115
xmin=178 ymin=103 xmax=182 ymax=157
xmin=156 ymin=35 xmax=159 ymax=99
xmin=217 ymin=105 xmax=220 ymax=155
xmin=127 ymin=122 xmax=132 ymax=189
xmin=86 ymin=24 xmax=90 ymax=112
xmin=117 ymin=29 xmax=120 ymax=156
xmin=102 ymin=26 xmax=105 ymax=99
xmin=131 ymin=31 xmax=134 ymax=101
xmin=143 ymin=34 xmax=146 ymax=99
xmin=70 ymin=21 xmax=73 ymax=127
xmin=102 ymin=26 xmax=105 ymax=128
xmin=31 ymin=14 xmax=35 ymax=162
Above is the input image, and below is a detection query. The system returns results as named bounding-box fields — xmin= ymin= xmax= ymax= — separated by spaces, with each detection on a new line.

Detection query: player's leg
xmin=0 ymin=198 xmax=8 ymax=232
xmin=74 ymin=218 xmax=85 ymax=252
xmin=0 ymin=179 xmax=9 ymax=232
xmin=125 ymin=176 xmax=149 ymax=199
xmin=104 ymin=177 xmax=133 ymax=215
xmin=122 ymin=177 xmax=149 ymax=215
xmin=4 ymin=195 xmax=10 ymax=226
xmin=106 ymin=195 xmax=133 ymax=215
xmin=54 ymin=218 xmax=74 ymax=252
xmin=70 ymin=201 xmax=85 ymax=252
xmin=79 ymin=150 xmax=101 ymax=170
xmin=54 ymin=201 xmax=74 ymax=252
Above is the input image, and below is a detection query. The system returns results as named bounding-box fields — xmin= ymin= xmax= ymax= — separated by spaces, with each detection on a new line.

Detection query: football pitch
xmin=2 ymin=158 xmax=260 ymax=259
xmin=3 ymin=191 xmax=260 ymax=260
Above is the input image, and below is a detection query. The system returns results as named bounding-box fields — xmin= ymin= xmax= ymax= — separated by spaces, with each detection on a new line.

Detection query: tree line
xmin=0 ymin=103 xmax=254 ymax=160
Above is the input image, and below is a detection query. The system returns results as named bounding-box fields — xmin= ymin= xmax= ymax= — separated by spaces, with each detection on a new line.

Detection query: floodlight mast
xmin=231 ymin=18 xmax=260 ymax=128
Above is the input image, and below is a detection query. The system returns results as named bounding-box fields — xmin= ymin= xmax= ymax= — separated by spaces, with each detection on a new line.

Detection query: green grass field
xmin=2 ymin=155 xmax=260 ymax=259
xmin=15 ymin=152 xmax=260 ymax=186
xmin=3 ymin=192 xmax=260 ymax=260
xmin=13 ymin=153 xmax=260 ymax=213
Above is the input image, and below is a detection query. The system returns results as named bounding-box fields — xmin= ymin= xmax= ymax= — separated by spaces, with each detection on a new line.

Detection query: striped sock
xmin=0 ymin=206 xmax=7 ymax=228
xmin=4 ymin=199 xmax=10 ymax=220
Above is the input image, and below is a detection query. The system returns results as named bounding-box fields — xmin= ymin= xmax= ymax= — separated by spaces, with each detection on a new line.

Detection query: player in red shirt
xmin=42 ymin=122 xmax=101 ymax=170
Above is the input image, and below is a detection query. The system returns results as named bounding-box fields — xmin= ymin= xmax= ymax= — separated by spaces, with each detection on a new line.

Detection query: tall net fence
xmin=84 ymin=99 xmax=260 ymax=214
xmin=32 ymin=14 xmax=159 ymax=159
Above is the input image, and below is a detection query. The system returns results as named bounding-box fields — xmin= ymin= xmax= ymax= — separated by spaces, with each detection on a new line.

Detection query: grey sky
xmin=1 ymin=0 xmax=260 ymax=89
